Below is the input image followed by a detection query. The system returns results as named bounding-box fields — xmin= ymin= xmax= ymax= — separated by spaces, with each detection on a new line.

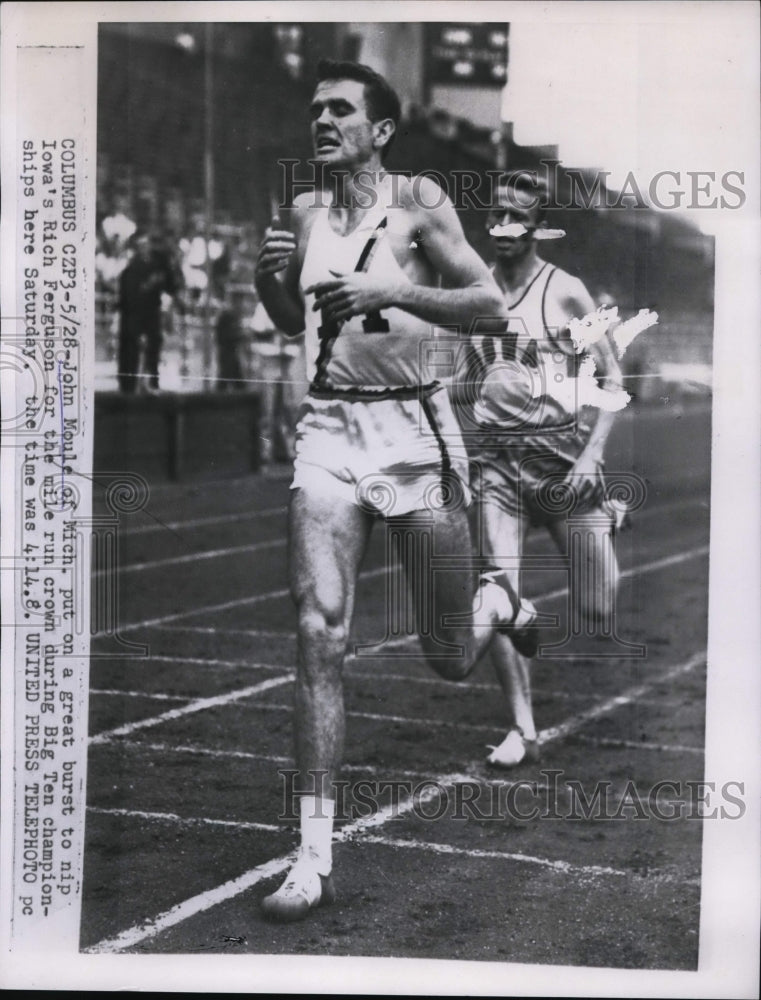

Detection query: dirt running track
xmin=81 ymin=399 xmax=712 ymax=969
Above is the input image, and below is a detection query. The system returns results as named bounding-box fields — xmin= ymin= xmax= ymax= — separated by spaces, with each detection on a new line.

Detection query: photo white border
xmin=1 ymin=2 xmax=759 ymax=995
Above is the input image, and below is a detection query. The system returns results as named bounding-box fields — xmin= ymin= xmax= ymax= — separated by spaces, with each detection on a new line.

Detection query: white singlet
xmin=455 ymin=262 xmax=593 ymax=435
xmin=291 ymin=177 xmax=470 ymax=516
xmin=299 ymin=177 xmax=437 ymax=394
xmin=454 ymin=264 xmax=602 ymax=523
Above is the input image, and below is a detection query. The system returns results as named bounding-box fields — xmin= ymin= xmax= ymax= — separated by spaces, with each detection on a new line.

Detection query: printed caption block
xmin=8 ymin=44 xmax=93 ymax=952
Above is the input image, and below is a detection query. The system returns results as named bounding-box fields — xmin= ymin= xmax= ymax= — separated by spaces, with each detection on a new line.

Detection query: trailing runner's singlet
xmin=299 ymin=178 xmax=435 ymax=395
xmin=459 ymin=263 xmax=594 ymax=437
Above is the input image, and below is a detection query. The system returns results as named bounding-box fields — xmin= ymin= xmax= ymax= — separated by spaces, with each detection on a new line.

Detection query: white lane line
xmin=94 ymin=653 xmax=688 ymax=710
xmin=145 ymin=626 xmax=299 ymax=639
xmin=87 ymin=806 xmax=283 ymax=835
xmin=88 ymin=673 xmax=294 ymax=745
xmin=142 ymin=545 xmax=710 ymax=644
xmin=86 ymin=804 xmax=694 ymax=884
xmin=352 ymin=672 xmax=496 ymax=693
xmin=119 ymin=505 xmax=288 ymax=537
xmin=85 ymin=851 xmax=302 ymax=954
xmin=85 ymin=772 xmax=452 ymax=953
xmin=94 ymin=538 xmax=283 ymax=576
xmin=233 ymin=650 xmax=704 ymax=736
xmin=81 ymin=810 xmax=634 ymax=879
xmin=92 ymin=662 xmax=498 ymax=694
xmin=248 ymin=702 xmax=498 ymax=735
xmin=92 ymin=741 xmax=294 ymax=764
xmin=115 ymin=564 xmax=389 ymax=633
xmin=89 ymin=741 xmax=553 ymax=792
xmin=90 ymin=550 xmax=708 ymax=743
xmin=536 ymin=651 xmax=705 ymax=746
xmin=347 ymin=673 xmax=687 ymax=709
xmin=569 ymin=733 xmax=704 ymax=756
xmin=112 ymin=494 xmax=706 ymax=560
xmin=112 ymin=541 xmax=708 ymax=637
xmin=358 ymin=834 xmax=630 ymax=878
xmin=346 ymin=670 xmax=686 ymax=707
xmin=90 ymin=689 xmax=189 ymax=703
xmin=96 ymin=496 xmax=710 ymax=581
xmin=90 ymin=640 xmax=411 ymax=665
xmin=86 ymin=650 xmax=704 ymax=953
xmin=237 ymin=655 xmax=705 ymax=738
xmin=131 ymin=628 xmax=416 ymax=657
xmin=538 ymin=544 xmax=709 ymax=603
xmin=92 ymin=654 xmax=289 ymax=671
xmin=360 ymin=677 xmax=690 ymax=712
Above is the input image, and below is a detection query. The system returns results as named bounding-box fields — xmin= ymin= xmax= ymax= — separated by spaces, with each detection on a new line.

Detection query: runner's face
xmin=310 ymin=79 xmax=377 ymax=169
xmin=488 ymin=191 xmax=541 ymax=262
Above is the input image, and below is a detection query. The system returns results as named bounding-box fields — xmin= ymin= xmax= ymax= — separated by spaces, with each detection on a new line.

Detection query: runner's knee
xmin=294 ymin=598 xmax=350 ymax=654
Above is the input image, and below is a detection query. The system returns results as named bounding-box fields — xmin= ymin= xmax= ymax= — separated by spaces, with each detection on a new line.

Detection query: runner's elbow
xmin=480 ymin=285 xmax=508 ymax=321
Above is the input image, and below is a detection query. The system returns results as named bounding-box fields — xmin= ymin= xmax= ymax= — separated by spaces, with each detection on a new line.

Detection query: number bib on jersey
xmin=299 ymin=181 xmax=436 ymax=395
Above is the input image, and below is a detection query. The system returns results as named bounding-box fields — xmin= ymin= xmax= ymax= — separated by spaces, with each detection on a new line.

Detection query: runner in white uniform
xmin=454 ymin=174 xmax=624 ymax=768
xmin=293 ymin=175 xmax=470 ymax=517
xmin=460 ymin=260 xmax=600 ymax=522
xmin=253 ymin=60 xmax=521 ymax=922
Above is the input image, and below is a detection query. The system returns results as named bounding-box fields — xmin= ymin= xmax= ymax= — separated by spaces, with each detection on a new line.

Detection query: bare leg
xmin=491 ymin=640 xmax=536 ymax=736
xmin=393 ymin=503 xmax=511 ymax=682
xmin=262 ymin=487 xmax=372 ymax=921
xmin=547 ymin=507 xmax=620 ymax=628
xmin=478 ymin=502 xmax=539 ymax=761
xmin=288 ymin=488 xmax=374 ymax=796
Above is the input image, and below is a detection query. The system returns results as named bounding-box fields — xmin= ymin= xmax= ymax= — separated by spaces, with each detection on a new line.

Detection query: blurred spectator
xmin=215 ymin=285 xmax=248 ymax=391
xmin=211 ymin=239 xmax=231 ymax=297
xmin=101 ymin=195 xmax=137 ymax=259
xmin=179 ymin=218 xmax=228 ymax=299
xmin=97 ymin=197 xmax=137 ymax=297
xmin=250 ymin=301 xmax=302 ymax=462
xmin=118 ymin=230 xmax=180 ymax=393
xmin=95 ymin=231 xmax=129 ymax=289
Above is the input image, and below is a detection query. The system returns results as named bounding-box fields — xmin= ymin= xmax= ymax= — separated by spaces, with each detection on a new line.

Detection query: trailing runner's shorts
xmin=291 ymin=384 xmax=471 ymax=517
xmin=469 ymin=425 xmax=605 ymax=526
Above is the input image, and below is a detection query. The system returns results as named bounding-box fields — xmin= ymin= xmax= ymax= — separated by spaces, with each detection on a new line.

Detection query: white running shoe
xmin=261 ymin=852 xmax=336 ymax=923
xmin=487 ymin=728 xmax=540 ymax=768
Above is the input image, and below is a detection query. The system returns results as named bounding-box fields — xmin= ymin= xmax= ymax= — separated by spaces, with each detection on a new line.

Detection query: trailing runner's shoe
xmin=486 ymin=728 xmax=541 ymax=769
xmin=261 ymin=854 xmax=336 ymax=923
